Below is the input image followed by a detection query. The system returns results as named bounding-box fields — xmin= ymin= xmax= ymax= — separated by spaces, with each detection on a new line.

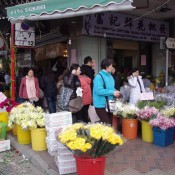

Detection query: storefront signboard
xmin=83 ymin=12 xmax=169 ymax=42
xmin=15 ymin=22 xmax=35 ymax=47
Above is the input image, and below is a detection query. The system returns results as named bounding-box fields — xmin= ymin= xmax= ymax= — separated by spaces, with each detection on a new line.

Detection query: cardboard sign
xmin=0 ymin=140 xmax=10 ymax=152
xmin=140 ymin=92 xmax=154 ymax=101
xmin=0 ymin=92 xmax=7 ymax=103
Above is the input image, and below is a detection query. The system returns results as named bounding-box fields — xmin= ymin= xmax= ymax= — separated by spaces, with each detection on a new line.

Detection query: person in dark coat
xmin=0 ymin=72 xmax=5 ymax=93
xmin=64 ymin=63 xmax=81 ymax=123
xmin=81 ymin=56 xmax=95 ymax=91
xmin=40 ymin=68 xmax=57 ymax=113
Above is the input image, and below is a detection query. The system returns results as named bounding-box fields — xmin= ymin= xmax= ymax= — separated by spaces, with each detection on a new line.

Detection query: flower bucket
xmin=141 ymin=121 xmax=153 ymax=142
xmin=12 ymin=124 xmax=17 ymax=136
xmin=122 ymin=119 xmax=138 ymax=139
xmin=112 ymin=116 xmax=119 ymax=131
xmin=17 ymin=125 xmax=31 ymax=144
xmin=31 ymin=128 xmax=47 ymax=151
xmin=0 ymin=112 xmax=11 ymax=131
xmin=0 ymin=122 xmax=7 ymax=139
xmin=74 ymin=156 xmax=106 ymax=175
xmin=153 ymin=127 xmax=174 ymax=147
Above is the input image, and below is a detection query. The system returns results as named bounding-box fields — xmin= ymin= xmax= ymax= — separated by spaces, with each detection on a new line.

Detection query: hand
xmin=34 ymin=97 xmax=39 ymax=101
xmin=114 ymin=90 xmax=120 ymax=97
xmin=72 ymin=69 xmax=77 ymax=75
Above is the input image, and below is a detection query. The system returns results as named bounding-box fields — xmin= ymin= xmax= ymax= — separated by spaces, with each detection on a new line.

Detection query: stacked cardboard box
xmin=45 ymin=111 xmax=72 ymax=156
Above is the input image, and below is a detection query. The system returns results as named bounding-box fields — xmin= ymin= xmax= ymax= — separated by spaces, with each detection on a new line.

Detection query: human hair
xmin=26 ymin=67 xmax=35 ymax=75
xmin=84 ymin=56 xmax=92 ymax=64
xmin=69 ymin=63 xmax=80 ymax=73
xmin=131 ymin=67 xmax=139 ymax=74
xmin=100 ymin=58 xmax=113 ymax=70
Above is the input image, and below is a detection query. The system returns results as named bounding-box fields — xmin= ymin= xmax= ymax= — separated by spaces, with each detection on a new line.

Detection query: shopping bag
xmin=57 ymin=86 xmax=73 ymax=111
xmin=88 ymin=105 xmax=100 ymax=123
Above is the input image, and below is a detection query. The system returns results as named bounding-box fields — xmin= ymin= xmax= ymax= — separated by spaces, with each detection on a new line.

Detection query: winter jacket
xmin=128 ymin=75 xmax=145 ymax=105
xmin=81 ymin=65 xmax=95 ymax=90
xmin=19 ymin=76 xmax=40 ymax=99
xmin=93 ymin=70 xmax=115 ymax=108
xmin=40 ymin=75 xmax=57 ymax=98
xmin=79 ymin=75 xmax=92 ymax=105
xmin=64 ymin=73 xmax=81 ymax=100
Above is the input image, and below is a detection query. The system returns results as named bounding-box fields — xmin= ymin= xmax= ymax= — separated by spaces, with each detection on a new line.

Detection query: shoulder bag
xmin=99 ymin=73 xmax=116 ymax=113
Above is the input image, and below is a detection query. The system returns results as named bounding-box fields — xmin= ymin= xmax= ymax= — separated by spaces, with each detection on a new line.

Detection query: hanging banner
xmin=83 ymin=12 xmax=169 ymax=42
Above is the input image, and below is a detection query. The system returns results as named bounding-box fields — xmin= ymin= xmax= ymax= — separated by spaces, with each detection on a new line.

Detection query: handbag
xmin=99 ymin=73 xmax=116 ymax=113
xmin=88 ymin=105 xmax=100 ymax=123
xmin=39 ymin=88 xmax=44 ymax=99
xmin=57 ymin=86 xmax=73 ymax=111
xmin=69 ymin=96 xmax=84 ymax=113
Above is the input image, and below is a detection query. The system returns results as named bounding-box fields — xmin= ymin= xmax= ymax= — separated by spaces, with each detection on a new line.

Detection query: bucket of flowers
xmin=0 ymin=98 xmax=19 ymax=131
xmin=137 ymin=107 xmax=159 ymax=142
xmin=149 ymin=110 xmax=175 ymax=147
xmin=120 ymin=104 xmax=139 ymax=139
xmin=58 ymin=123 xmax=124 ymax=175
xmin=8 ymin=102 xmax=46 ymax=150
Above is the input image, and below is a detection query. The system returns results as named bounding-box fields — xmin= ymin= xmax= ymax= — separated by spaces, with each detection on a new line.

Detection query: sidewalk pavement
xmin=8 ymin=133 xmax=175 ymax=175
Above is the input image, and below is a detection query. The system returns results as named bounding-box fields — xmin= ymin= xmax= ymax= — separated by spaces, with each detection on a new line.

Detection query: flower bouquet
xmin=149 ymin=113 xmax=175 ymax=130
xmin=137 ymin=106 xmax=159 ymax=122
xmin=58 ymin=123 xmax=124 ymax=158
xmin=121 ymin=104 xmax=139 ymax=119
xmin=8 ymin=102 xmax=45 ymax=129
xmin=160 ymin=107 xmax=175 ymax=118
xmin=113 ymin=101 xmax=123 ymax=117
xmin=0 ymin=98 xmax=19 ymax=112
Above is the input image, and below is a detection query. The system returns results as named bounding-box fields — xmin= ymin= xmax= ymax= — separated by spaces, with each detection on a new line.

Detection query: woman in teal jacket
xmin=93 ymin=58 xmax=120 ymax=124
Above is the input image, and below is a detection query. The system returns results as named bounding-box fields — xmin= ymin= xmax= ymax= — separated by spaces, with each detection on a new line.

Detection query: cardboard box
xmin=57 ymin=146 xmax=71 ymax=155
xmin=56 ymin=152 xmax=74 ymax=160
xmin=0 ymin=139 xmax=10 ymax=152
xmin=57 ymin=158 xmax=76 ymax=168
xmin=46 ymin=118 xmax=72 ymax=127
xmin=45 ymin=111 xmax=72 ymax=122
xmin=57 ymin=164 xmax=76 ymax=175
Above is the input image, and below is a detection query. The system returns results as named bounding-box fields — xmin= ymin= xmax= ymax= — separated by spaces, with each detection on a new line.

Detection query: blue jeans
xmin=46 ymin=97 xmax=57 ymax=113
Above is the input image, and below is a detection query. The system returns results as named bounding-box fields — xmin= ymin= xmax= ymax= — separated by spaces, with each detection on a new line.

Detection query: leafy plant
xmin=137 ymin=100 xmax=165 ymax=110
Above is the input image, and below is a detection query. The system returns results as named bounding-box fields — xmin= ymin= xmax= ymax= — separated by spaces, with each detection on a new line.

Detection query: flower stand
xmin=74 ymin=156 xmax=106 ymax=175
xmin=122 ymin=119 xmax=138 ymax=139
xmin=141 ymin=121 xmax=153 ymax=142
xmin=17 ymin=125 xmax=31 ymax=144
xmin=152 ymin=127 xmax=174 ymax=147
xmin=31 ymin=128 xmax=47 ymax=151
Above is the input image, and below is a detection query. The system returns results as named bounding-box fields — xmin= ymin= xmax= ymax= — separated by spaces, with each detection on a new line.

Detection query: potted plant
xmin=8 ymin=102 xmax=46 ymax=150
xmin=149 ymin=113 xmax=175 ymax=147
xmin=121 ymin=104 xmax=139 ymax=139
xmin=58 ymin=123 xmax=124 ymax=175
xmin=137 ymin=107 xmax=159 ymax=142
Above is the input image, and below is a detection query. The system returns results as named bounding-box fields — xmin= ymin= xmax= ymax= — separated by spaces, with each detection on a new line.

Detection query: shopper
xmin=93 ymin=58 xmax=120 ymax=124
xmin=40 ymin=68 xmax=57 ymax=113
xmin=19 ymin=68 xmax=40 ymax=106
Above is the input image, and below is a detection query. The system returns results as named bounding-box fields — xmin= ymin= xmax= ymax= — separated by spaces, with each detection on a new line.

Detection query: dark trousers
xmin=95 ymin=108 xmax=112 ymax=125
xmin=46 ymin=97 xmax=57 ymax=114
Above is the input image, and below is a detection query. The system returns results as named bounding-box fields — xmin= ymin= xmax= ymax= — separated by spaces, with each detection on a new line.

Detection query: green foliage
xmin=137 ymin=100 xmax=165 ymax=110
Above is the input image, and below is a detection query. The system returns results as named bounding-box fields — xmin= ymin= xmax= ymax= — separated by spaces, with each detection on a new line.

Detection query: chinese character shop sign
xmin=15 ymin=22 xmax=35 ymax=47
xmin=83 ymin=12 xmax=169 ymax=42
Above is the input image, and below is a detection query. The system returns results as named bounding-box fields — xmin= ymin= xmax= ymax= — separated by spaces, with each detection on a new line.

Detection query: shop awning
xmin=6 ymin=0 xmax=134 ymax=21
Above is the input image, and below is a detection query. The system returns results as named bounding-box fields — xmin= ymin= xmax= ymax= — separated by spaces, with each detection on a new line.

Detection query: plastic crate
xmin=152 ymin=127 xmax=174 ymax=147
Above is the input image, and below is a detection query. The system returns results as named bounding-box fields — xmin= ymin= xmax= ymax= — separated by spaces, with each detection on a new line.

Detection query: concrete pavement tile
xmin=117 ymin=168 xmax=142 ymax=175
xmin=143 ymin=169 xmax=166 ymax=175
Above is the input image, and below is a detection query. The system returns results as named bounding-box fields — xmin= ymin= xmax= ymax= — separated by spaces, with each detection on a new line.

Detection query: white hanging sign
xmin=15 ymin=22 xmax=35 ymax=47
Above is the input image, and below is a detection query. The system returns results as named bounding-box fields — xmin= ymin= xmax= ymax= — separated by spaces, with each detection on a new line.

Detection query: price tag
xmin=0 ymin=92 xmax=7 ymax=103
xmin=140 ymin=92 xmax=154 ymax=101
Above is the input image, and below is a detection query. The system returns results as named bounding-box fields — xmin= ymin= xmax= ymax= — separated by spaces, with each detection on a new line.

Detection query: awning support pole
xmin=10 ymin=23 xmax=15 ymax=100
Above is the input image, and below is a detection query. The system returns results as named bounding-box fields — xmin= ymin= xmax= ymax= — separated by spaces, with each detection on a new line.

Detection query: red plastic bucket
xmin=74 ymin=156 xmax=106 ymax=175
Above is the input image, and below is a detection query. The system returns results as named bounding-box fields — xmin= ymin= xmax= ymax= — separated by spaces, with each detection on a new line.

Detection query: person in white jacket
xmin=128 ymin=68 xmax=145 ymax=105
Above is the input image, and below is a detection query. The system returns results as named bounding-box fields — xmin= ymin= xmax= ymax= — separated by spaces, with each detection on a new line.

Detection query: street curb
xmin=7 ymin=134 xmax=59 ymax=175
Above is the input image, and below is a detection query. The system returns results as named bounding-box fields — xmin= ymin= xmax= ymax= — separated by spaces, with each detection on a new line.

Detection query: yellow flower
xmin=67 ymin=141 xmax=76 ymax=150
xmin=85 ymin=143 xmax=92 ymax=149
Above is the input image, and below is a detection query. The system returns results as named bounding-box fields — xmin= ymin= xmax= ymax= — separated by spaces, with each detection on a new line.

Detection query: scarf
xmin=26 ymin=76 xmax=37 ymax=99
